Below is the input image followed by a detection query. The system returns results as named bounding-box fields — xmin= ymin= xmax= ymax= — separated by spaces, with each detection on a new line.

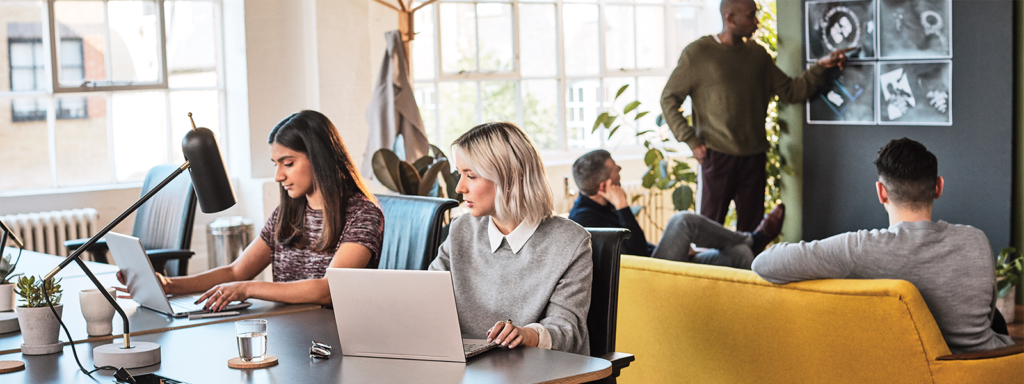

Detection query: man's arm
xmin=660 ymin=51 xmax=701 ymax=150
xmin=751 ymin=231 xmax=861 ymax=284
xmin=768 ymin=62 xmax=827 ymax=104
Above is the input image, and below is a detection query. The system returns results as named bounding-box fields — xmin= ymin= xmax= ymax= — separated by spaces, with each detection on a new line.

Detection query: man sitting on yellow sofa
xmin=752 ymin=138 xmax=1013 ymax=354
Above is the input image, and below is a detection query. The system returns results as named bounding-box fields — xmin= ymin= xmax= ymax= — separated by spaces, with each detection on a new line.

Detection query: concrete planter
xmin=0 ymin=284 xmax=13 ymax=312
xmin=16 ymin=304 xmax=63 ymax=355
xmin=996 ymin=289 xmax=1016 ymax=324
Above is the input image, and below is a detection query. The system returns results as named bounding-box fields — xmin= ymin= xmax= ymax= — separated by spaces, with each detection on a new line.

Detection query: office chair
xmin=65 ymin=164 xmax=198 ymax=277
xmin=376 ymin=194 xmax=459 ymax=270
xmin=585 ymin=228 xmax=635 ymax=384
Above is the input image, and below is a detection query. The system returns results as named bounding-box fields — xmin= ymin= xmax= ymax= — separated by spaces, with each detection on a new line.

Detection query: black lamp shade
xmin=182 ymin=128 xmax=237 ymax=213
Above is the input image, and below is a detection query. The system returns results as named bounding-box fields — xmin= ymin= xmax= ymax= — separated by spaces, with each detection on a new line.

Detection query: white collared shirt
xmin=485 ymin=216 xmax=552 ymax=349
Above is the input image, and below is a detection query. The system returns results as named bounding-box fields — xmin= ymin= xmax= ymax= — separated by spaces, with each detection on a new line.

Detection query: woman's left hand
xmin=196 ymin=281 xmax=250 ymax=312
xmin=485 ymin=321 xmax=539 ymax=349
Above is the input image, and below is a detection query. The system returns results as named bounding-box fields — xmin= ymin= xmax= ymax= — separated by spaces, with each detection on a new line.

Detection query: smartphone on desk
xmin=122 ymin=373 xmax=189 ymax=384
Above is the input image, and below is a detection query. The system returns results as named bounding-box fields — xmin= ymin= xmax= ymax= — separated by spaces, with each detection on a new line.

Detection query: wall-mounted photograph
xmin=807 ymin=63 xmax=876 ymax=124
xmin=878 ymin=0 xmax=951 ymax=58
xmin=806 ymin=0 xmax=877 ymax=61
xmin=877 ymin=60 xmax=951 ymax=125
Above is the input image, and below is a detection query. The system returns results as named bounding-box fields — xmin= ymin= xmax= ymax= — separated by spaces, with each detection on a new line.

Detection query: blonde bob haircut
xmin=454 ymin=122 xmax=554 ymax=225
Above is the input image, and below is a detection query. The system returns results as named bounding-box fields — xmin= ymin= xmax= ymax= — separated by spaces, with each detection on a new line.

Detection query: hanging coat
xmin=362 ymin=29 xmax=430 ymax=179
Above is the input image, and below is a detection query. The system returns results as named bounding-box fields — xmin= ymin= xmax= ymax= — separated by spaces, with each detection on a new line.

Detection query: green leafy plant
xmin=996 ymin=247 xmax=1022 ymax=298
xmin=14 ymin=276 xmax=63 ymax=308
xmin=0 ymin=253 xmax=22 ymax=284
xmin=371 ymin=144 xmax=462 ymax=202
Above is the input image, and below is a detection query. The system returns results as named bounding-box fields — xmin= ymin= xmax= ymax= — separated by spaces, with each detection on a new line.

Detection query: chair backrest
xmin=376 ymin=194 xmax=459 ymax=270
xmin=585 ymin=227 xmax=630 ymax=358
xmin=132 ymin=164 xmax=198 ymax=251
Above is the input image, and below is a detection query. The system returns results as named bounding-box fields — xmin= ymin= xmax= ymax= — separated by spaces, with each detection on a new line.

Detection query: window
xmin=412 ymin=0 xmax=713 ymax=153
xmin=0 ymin=0 xmax=224 ymax=192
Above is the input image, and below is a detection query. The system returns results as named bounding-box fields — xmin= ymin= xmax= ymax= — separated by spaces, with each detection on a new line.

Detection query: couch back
xmin=615 ymin=255 xmax=953 ymax=383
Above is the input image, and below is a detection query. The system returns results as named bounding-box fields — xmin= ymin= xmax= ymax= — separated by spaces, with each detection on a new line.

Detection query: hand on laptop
xmin=195 ymin=281 xmax=249 ymax=312
xmin=113 ymin=270 xmax=172 ymax=299
xmin=486 ymin=320 xmax=539 ymax=349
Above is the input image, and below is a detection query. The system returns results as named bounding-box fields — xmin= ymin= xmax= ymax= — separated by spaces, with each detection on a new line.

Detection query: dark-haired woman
xmin=117 ymin=110 xmax=384 ymax=311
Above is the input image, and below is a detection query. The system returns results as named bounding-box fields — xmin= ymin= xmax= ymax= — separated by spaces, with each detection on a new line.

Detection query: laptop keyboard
xmin=464 ymin=342 xmax=497 ymax=358
xmin=168 ymin=295 xmax=205 ymax=313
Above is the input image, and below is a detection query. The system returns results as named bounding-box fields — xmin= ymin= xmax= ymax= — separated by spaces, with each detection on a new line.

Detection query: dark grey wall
xmin=801 ymin=0 xmax=1013 ymax=254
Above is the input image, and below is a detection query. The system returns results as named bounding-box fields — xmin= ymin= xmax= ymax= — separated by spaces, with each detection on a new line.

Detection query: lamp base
xmin=93 ymin=341 xmax=161 ymax=369
xmin=0 ymin=312 xmax=17 ymax=334
xmin=21 ymin=342 xmax=63 ymax=355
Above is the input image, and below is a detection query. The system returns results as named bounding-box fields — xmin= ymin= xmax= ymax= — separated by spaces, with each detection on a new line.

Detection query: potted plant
xmin=996 ymin=247 xmax=1022 ymax=323
xmin=14 ymin=275 xmax=64 ymax=355
xmin=0 ymin=252 xmax=22 ymax=312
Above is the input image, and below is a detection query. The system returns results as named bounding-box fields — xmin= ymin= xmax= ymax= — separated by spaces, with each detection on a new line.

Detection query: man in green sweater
xmin=660 ymin=0 xmax=852 ymax=232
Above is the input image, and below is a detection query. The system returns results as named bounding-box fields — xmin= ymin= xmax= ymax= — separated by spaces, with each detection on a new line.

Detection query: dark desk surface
xmin=0 ymin=274 xmax=320 ymax=355
xmin=4 ymin=247 xmax=120 ymax=278
xmin=2 ymin=309 xmax=612 ymax=383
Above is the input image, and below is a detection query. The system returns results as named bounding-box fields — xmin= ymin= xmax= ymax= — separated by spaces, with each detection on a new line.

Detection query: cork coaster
xmin=228 ymin=356 xmax=278 ymax=369
xmin=0 ymin=360 xmax=25 ymax=374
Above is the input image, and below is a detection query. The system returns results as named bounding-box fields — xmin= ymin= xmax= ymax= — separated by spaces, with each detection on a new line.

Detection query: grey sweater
xmin=752 ymin=220 xmax=1014 ymax=354
xmin=429 ymin=214 xmax=593 ymax=355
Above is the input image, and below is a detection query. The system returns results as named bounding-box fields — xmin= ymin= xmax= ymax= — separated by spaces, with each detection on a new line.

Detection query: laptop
xmin=105 ymin=232 xmax=252 ymax=318
xmin=326 ymin=268 xmax=498 ymax=363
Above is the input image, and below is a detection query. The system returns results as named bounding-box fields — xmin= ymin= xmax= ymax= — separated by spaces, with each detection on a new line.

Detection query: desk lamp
xmin=42 ymin=113 xmax=236 ymax=369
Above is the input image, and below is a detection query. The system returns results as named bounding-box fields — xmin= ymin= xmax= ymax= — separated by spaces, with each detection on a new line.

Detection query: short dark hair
xmin=873 ymin=138 xmax=938 ymax=209
xmin=572 ymin=150 xmax=613 ymax=196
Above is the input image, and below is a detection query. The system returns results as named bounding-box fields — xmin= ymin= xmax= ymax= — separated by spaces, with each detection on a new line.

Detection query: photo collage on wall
xmin=805 ymin=0 xmax=951 ymax=125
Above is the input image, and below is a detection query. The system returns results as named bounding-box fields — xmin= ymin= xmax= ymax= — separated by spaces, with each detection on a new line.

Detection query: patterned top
xmin=259 ymin=193 xmax=384 ymax=282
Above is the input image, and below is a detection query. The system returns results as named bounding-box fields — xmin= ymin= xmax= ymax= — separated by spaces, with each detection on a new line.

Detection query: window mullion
xmin=596 ymin=0 xmax=606 ymax=147
xmin=474 ymin=3 xmax=481 ymax=72
xmin=103 ymin=0 xmax=113 ymax=87
xmin=555 ymin=0 xmax=566 ymax=151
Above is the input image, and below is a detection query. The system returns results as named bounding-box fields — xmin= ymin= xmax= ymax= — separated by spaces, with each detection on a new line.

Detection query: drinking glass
xmin=235 ymin=319 xmax=268 ymax=362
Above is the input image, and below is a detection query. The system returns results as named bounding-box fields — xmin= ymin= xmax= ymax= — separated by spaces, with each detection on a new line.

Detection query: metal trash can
xmin=207 ymin=216 xmax=254 ymax=270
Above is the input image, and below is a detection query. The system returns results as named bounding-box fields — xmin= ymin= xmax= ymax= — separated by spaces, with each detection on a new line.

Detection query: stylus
xmin=189 ymin=311 xmax=240 ymax=320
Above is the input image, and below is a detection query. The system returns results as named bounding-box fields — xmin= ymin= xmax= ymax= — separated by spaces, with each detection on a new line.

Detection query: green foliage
xmin=14 ymin=276 xmax=62 ymax=308
xmin=996 ymin=247 xmax=1022 ymax=298
xmin=755 ymin=0 xmax=791 ymax=217
xmin=0 ymin=253 xmax=22 ymax=284
xmin=372 ymin=145 xmax=463 ymax=202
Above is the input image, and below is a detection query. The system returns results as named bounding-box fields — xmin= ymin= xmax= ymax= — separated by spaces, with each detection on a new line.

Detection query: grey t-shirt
xmin=752 ymin=220 xmax=1013 ymax=354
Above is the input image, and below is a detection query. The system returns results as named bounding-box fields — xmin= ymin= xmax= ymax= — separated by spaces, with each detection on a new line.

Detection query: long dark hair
xmin=267 ymin=110 xmax=373 ymax=251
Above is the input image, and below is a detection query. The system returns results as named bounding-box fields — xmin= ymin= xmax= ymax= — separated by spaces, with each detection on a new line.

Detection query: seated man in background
xmin=568 ymin=149 xmax=782 ymax=269
xmin=752 ymin=138 xmax=1014 ymax=354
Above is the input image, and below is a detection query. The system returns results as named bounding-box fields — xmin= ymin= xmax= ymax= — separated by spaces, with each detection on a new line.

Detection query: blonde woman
xmin=429 ymin=122 xmax=594 ymax=355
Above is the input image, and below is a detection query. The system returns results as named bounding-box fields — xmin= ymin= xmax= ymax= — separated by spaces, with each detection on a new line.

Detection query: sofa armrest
xmin=63 ymin=238 xmax=109 ymax=263
xmin=601 ymin=351 xmax=635 ymax=376
xmin=936 ymin=342 xmax=1024 ymax=361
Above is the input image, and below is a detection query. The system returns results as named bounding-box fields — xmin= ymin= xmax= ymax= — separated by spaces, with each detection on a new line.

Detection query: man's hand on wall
xmin=817 ymin=47 xmax=856 ymax=70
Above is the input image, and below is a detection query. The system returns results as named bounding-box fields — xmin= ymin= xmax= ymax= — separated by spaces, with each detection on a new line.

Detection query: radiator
xmin=620 ymin=181 xmax=673 ymax=243
xmin=1 ymin=209 xmax=99 ymax=257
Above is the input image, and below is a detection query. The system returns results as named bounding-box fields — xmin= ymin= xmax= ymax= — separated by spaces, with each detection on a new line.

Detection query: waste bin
xmin=207 ymin=216 xmax=254 ymax=270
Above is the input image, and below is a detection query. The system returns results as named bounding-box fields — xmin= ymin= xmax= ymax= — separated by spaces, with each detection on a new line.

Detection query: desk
xmin=3 ymin=308 xmax=611 ymax=383
xmin=3 ymin=248 xmax=119 ymax=278
xmin=0 ymin=273 xmax=320 ymax=355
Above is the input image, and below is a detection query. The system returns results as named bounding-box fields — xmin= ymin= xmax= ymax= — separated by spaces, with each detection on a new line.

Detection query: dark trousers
xmin=699 ymin=148 xmax=767 ymax=232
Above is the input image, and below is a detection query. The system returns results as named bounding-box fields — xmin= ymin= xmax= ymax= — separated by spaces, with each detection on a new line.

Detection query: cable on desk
xmin=44 ymin=280 xmax=119 ymax=376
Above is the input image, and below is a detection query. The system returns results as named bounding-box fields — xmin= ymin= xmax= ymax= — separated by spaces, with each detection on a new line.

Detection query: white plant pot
xmin=0 ymin=284 xmax=14 ymax=312
xmin=16 ymin=304 xmax=64 ymax=355
xmin=996 ymin=288 xmax=1016 ymax=324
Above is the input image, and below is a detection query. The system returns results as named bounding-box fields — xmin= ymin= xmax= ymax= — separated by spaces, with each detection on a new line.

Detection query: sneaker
xmin=752 ymin=204 xmax=785 ymax=253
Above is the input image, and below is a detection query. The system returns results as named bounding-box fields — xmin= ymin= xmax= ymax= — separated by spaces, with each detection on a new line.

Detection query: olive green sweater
xmin=661 ymin=36 xmax=826 ymax=156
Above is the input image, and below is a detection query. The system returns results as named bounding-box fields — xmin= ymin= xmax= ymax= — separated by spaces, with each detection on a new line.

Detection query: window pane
xmin=412 ymin=4 xmax=436 ymax=81
xmin=603 ymin=77 xmax=637 ymax=147
xmin=165 ymin=0 xmax=219 ymax=88
xmin=481 ymin=81 xmax=516 ymax=123
xmin=55 ymin=94 xmax=109 ymax=187
xmin=563 ymin=4 xmax=599 ymax=76
xmin=440 ymin=3 xmax=476 ymax=73
xmin=112 ymin=92 xmax=167 ymax=182
xmin=54 ymin=0 xmax=163 ymax=85
xmin=565 ymin=79 xmax=600 ymax=149
xmin=518 ymin=4 xmax=557 ymax=77
xmin=476 ymin=3 xmax=513 ymax=72
xmin=637 ymin=75 xmax=670 ymax=141
xmin=169 ymin=90 xmax=221 ymax=164
xmin=605 ymin=6 xmax=635 ymax=71
xmin=437 ymin=81 xmax=477 ymax=149
xmin=636 ymin=6 xmax=665 ymax=69
xmin=521 ymin=80 xmax=557 ymax=150
xmin=54 ymin=1 xmax=107 ymax=83
xmin=2 ymin=2 xmax=47 ymax=91
xmin=669 ymin=5 xmax=701 ymax=60
xmin=414 ymin=84 xmax=438 ymax=144
xmin=0 ymin=97 xmax=51 ymax=190
xmin=59 ymin=40 xmax=85 ymax=82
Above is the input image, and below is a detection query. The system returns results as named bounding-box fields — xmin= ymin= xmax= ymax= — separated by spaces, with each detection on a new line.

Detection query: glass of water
xmin=235 ymin=319 xmax=268 ymax=362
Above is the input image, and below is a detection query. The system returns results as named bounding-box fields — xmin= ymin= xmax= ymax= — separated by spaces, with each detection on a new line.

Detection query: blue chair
xmin=376 ymin=194 xmax=459 ymax=270
xmin=585 ymin=227 xmax=635 ymax=384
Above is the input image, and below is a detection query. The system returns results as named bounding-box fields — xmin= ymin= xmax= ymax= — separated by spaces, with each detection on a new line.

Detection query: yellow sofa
xmin=615 ymin=255 xmax=1023 ymax=384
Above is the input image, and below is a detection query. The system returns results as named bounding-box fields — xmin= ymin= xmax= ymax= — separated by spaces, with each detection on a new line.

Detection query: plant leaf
xmin=412 ymin=156 xmax=434 ymax=175
xmin=614 ymin=84 xmax=629 ymax=100
xmin=672 ymin=185 xmax=694 ymax=211
xmin=635 ymin=130 xmax=654 ymax=137
xmin=623 ymin=101 xmax=641 ymax=114
xmin=418 ymin=160 xmax=449 ymax=196
xmin=371 ymin=149 xmax=404 ymax=194
xmin=608 ymin=125 xmax=621 ymax=138
xmin=634 ymin=111 xmax=649 ymax=120
xmin=644 ymin=149 xmax=662 ymax=167
xmin=396 ymin=161 xmax=421 ymax=196
xmin=603 ymin=114 xmax=617 ymax=128
xmin=593 ymin=112 xmax=609 ymax=133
